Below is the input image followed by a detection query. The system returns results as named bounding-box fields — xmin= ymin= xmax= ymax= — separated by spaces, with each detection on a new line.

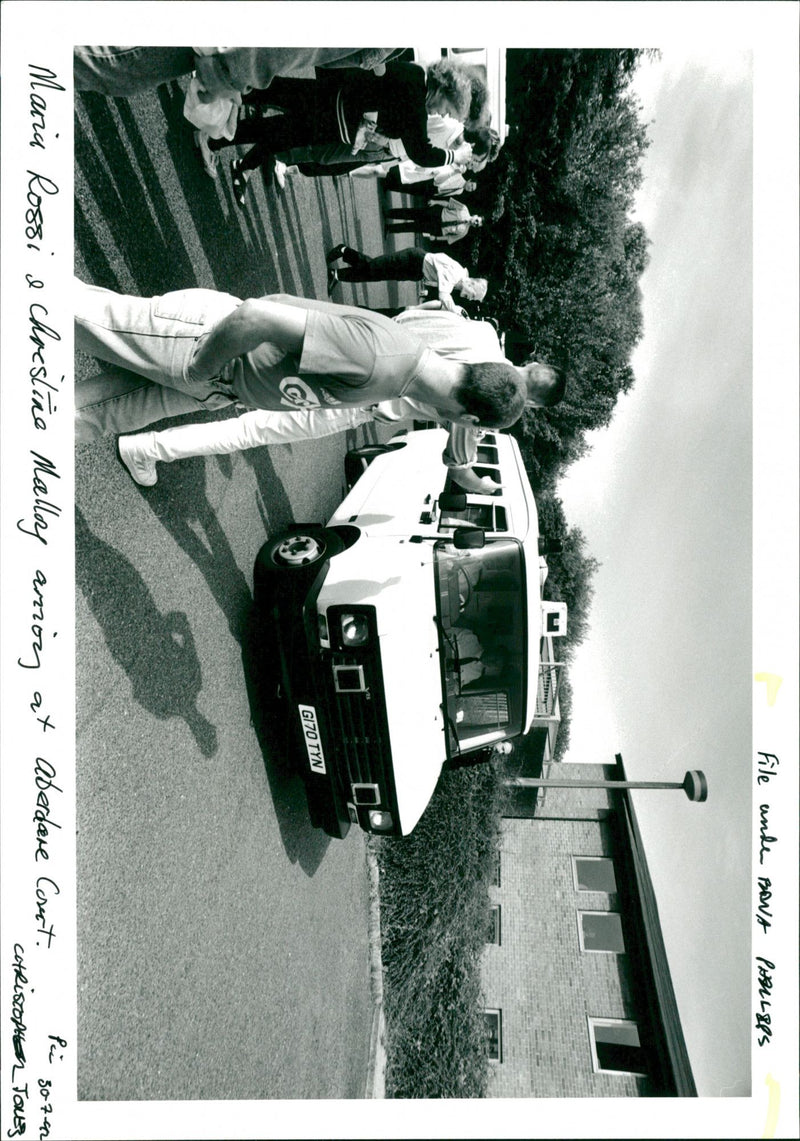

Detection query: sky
xmin=556 ymin=50 xmax=755 ymax=1097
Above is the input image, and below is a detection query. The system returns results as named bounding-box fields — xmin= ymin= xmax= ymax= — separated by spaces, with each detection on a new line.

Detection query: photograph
xmin=1 ymin=4 xmax=797 ymax=1140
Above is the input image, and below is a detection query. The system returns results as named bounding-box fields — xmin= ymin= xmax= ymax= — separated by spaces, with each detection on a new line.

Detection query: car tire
xmin=344 ymin=441 xmax=406 ymax=488
xmin=255 ymin=526 xmax=345 ymax=581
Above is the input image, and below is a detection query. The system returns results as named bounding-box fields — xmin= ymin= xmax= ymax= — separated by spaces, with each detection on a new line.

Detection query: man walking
xmin=109 ymin=303 xmax=566 ymax=492
xmin=383 ymin=198 xmax=483 ymax=244
xmin=326 ymin=244 xmax=487 ymax=310
xmin=75 ymin=280 xmax=525 ymax=443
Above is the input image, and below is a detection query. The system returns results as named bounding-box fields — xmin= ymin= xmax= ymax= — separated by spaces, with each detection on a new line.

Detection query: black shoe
xmin=327 ymin=266 xmax=339 ymax=296
xmin=230 ymin=159 xmax=250 ymax=209
xmin=326 ymin=243 xmax=348 ymax=265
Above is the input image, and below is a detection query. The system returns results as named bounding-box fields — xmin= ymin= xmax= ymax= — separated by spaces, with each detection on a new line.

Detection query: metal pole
xmin=509 ymin=778 xmax=684 ymax=790
xmin=506 ymin=766 xmax=708 ymax=802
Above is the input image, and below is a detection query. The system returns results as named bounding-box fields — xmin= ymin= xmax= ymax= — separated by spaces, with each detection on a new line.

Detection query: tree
xmin=535 ymin=492 xmax=601 ymax=660
xmin=465 ymin=50 xmax=651 ymax=493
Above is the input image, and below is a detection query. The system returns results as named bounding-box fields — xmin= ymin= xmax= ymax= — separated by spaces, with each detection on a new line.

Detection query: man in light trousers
xmin=96 ymin=303 xmax=566 ymax=492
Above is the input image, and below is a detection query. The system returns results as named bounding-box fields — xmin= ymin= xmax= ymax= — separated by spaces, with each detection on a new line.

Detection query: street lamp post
xmin=506 ymin=756 xmax=708 ymax=803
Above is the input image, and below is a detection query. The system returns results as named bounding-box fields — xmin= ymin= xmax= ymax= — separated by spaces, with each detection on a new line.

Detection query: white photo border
xmin=1 ymin=3 xmax=797 ymax=1138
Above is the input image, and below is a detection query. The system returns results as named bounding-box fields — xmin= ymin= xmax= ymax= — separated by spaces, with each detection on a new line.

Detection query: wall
xmin=482 ymin=766 xmax=648 ymax=1097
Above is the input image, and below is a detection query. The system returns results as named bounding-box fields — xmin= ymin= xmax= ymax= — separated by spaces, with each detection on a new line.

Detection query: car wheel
xmin=256 ymin=526 xmax=345 ymax=576
xmin=254 ymin=524 xmax=344 ymax=593
xmin=344 ymin=441 xmax=406 ymax=488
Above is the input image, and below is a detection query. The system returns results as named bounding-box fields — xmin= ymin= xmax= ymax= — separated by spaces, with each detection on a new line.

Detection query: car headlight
xmin=368 ymin=810 xmax=394 ymax=832
xmin=341 ymin=612 xmax=370 ymax=647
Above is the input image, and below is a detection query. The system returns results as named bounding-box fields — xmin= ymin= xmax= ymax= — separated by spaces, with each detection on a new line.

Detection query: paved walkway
xmin=364 ymin=842 xmax=387 ymax=1098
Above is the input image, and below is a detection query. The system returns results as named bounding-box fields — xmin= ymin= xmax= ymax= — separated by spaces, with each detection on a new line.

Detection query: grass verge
xmin=374 ymin=760 xmax=507 ymax=1097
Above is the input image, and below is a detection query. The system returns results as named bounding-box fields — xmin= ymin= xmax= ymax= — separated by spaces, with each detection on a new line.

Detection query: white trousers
xmin=136 ymin=406 xmax=375 ymax=463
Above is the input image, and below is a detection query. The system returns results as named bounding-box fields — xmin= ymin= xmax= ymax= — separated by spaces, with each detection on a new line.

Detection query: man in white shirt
xmin=383 ymin=199 xmax=483 ymax=245
xmin=114 ymin=304 xmax=565 ymax=490
xmin=326 ymin=244 xmax=487 ymax=311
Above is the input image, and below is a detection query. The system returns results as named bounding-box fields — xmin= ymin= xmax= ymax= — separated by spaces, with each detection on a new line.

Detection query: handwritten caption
xmin=753 ymin=750 xmax=780 ymax=1050
xmin=6 ymin=62 xmax=68 ymax=1141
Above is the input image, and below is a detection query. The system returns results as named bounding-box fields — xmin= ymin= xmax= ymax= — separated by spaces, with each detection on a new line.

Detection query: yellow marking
xmin=762 ymin=1072 xmax=780 ymax=1137
xmin=755 ymin=673 xmax=783 ymax=706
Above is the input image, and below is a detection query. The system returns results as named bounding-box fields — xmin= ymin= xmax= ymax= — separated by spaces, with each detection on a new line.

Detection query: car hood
xmin=318 ymin=541 xmax=447 ymax=834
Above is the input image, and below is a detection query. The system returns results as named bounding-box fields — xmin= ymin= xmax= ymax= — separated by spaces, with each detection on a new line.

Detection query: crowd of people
xmin=74 ymin=45 xmax=567 ymax=498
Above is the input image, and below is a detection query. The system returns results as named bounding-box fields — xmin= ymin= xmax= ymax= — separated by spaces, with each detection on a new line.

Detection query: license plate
xmin=298 ymin=704 xmax=326 ymax=774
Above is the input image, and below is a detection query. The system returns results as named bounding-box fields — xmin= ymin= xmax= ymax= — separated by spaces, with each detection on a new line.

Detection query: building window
xmin=588 ymin=1018 xmax=646 ymax=1076
xmin=486 ymin=904 xmax=501 ymax=945
xmin=578 ymin=911 xmax=625 ymax=953
xmin=484 ymin=1009 xmax=503 ymax=1062
xmin=491 ymin=850 xmax=501 ymax=887
xmin=573 ymin=856 xmax=617 ymax=894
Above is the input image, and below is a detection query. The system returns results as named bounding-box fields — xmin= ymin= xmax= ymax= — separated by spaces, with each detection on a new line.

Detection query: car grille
xmin=318 ymin=649 xmax=397 ymax=811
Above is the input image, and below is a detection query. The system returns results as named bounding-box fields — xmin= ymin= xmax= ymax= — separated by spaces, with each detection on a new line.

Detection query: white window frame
xmin=577 ymin=910 xmax=625 ymax=954
xmin=484 ymin=1008 xmax=503 ymax=1063
xmin=572 ymin=855 xmax=617 ymax=894
xmin=587 ymin=1017 xmax=646 ymax=1076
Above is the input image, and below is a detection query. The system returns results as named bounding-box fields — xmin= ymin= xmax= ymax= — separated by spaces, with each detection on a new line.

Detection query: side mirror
xmin=454 ymin=527 xmax=485 ymax=549
xmin=438 ymin=492 xmax=467 ymax=512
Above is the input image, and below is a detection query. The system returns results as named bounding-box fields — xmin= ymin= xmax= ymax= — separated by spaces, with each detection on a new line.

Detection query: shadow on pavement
xmin=130 ymin=456 xmax=254 ymax=644
xmin=75 ymin=507 xmax=219 ymax=757
xmin=238 ymin=431 xmax=299 ymax=539
xmin=75 ymin=92 xmax=199 ymax=293
xmin=240 ymin=605 xmax=332 ymax=876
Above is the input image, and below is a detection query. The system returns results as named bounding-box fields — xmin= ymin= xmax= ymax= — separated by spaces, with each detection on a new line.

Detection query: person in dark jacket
xmin=204 ymin=59 xmax=475 ymax=207
xmin=384 ymin=198 xmax=483 ymax=244
xmin=326 ymin=244 xmax=487 ymax=308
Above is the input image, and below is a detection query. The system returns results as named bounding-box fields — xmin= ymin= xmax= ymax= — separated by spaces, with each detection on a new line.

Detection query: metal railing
xmin=535 ymin=663 xmax=562 ymax=717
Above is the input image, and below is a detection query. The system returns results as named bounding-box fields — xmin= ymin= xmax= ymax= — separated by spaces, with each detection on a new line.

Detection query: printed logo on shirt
xmin=278 ymin=377 xmax=323 ymax=409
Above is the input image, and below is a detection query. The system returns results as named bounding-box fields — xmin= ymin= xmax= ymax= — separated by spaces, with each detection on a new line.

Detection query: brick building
xmin=481 ymin=757 xmax=697 ymax=1097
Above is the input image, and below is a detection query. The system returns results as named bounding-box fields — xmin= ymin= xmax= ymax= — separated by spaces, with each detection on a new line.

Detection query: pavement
xmin=364 ymin=841 xmax=388 ymax=1098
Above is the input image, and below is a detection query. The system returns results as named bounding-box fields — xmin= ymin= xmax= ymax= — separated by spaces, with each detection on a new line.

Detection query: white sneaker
xmin=118 ymin=434 xmax=158 ymax=486
xmin=194 ymin=130 xmax=219 ymax=179
xmin=274 ymin=159 xmax=287 ymax=190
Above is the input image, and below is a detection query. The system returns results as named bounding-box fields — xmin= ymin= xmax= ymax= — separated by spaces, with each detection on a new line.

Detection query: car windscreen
xmin=433 ymin=538 xmax=527 ymax=758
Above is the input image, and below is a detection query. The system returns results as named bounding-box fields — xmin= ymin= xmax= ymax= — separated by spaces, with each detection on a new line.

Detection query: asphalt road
xmin=74 ymin=81 xmax=414 ymax=1101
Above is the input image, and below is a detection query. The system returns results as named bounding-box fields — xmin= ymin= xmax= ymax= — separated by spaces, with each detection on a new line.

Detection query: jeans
xmin=338 ymin=247 xmax=426 ymax=283
xmin=73 ymin=46 xmax=196 ymax=95
xmin=73 ymin=47 xmax=400 ymax=99
xmin=210 ymin=77 xmax=341 ymax=172
xmin=383 ymin=206 xmax=443 ymax=234
xmin=75 ymin=374 xmax=236 ymax=442
xmin=74 ymin=280 xmax=241 ymax=439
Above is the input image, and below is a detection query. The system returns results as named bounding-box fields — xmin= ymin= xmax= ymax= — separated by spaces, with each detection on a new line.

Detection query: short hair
xmin=457 ymin=276 xmax=488 ymax=301
xmin=523 ymin=360 xmax=568 ymax=407
xmin=426 ymin=59 xmax=472 ymax=121
xmin=465 ymin=125 xmax=502 ymax=162
xmin=456 ymin=362 xmax=526 ymax=429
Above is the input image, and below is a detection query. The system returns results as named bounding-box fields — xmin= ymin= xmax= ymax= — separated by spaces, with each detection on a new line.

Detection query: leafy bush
xmin=468 ymin=49 xmax=651 ymax=494
xmin=375 ymin=762 xmax=508 ymax=1097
